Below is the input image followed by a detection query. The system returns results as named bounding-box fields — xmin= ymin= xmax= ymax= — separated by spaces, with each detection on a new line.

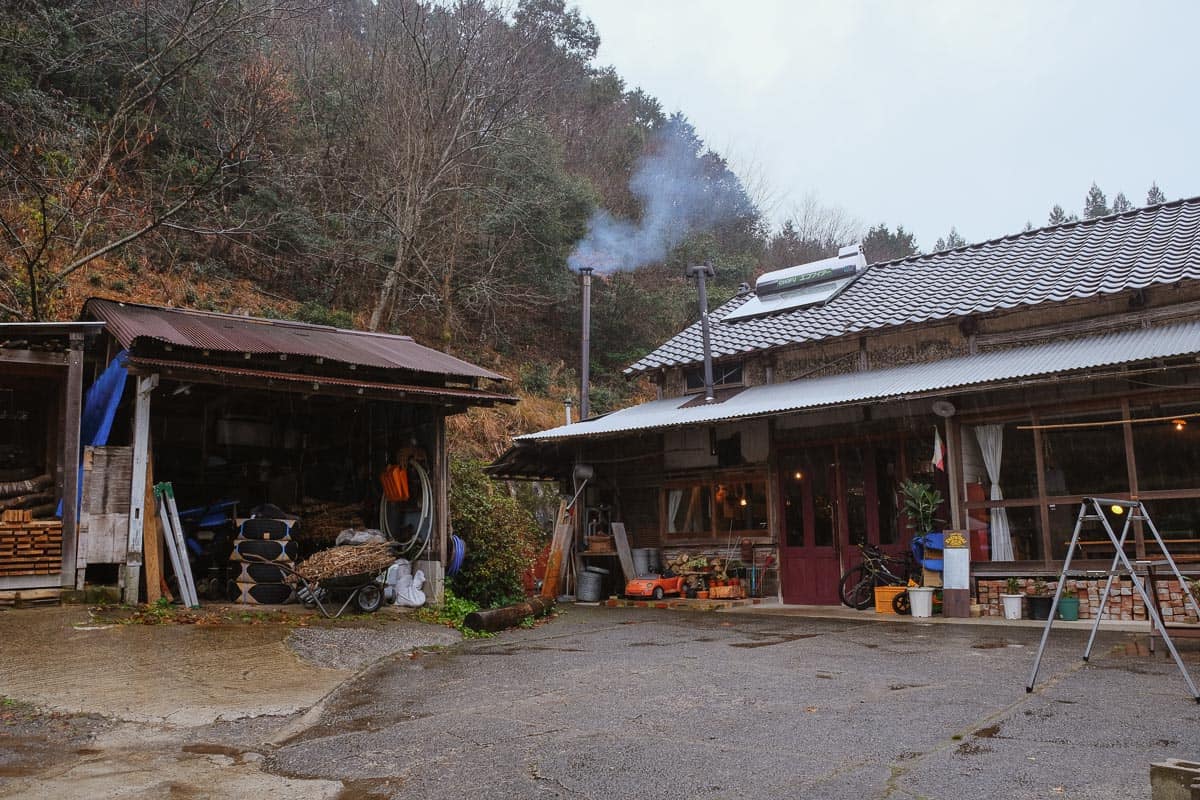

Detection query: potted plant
xmin=900 ymin=480 xmax=944 ymax=536
xmin=1028 ymin=578 xmax=1054 ymax=620
xmin=1001 ymin=576 xmax=1024 ymax=620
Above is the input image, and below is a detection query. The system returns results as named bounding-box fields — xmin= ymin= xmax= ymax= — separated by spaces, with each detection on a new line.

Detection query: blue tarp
xmin=58 ymin=351 xmax=129 ymax=517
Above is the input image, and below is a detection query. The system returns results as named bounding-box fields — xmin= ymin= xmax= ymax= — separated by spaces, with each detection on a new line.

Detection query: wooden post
xmin=59 ymin=333 xmax=84 ymax=588
xmin=124 ymin=373 xmax=157 ymax=604
xmin=434 ymin=413 xmax=449 ymax=565
xmin=946 ymin=417 xmax=965 ymax=531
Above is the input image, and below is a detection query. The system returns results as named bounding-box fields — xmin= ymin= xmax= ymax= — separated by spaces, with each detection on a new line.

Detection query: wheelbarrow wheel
xmin=892 ymin=590 xmax=912 ymax=616
xmin=356 ymin=583 xmax=384 ymax=613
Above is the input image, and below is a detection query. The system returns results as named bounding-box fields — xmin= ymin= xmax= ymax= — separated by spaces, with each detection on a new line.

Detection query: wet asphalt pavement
xmin=264 ymin=606 xmax=1200 ymax=799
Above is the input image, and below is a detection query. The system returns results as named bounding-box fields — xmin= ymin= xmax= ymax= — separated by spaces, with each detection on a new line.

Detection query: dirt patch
xmin=336 ymin=778 xmax=404 ymax=799
xmin=730 ymin=633 xmax=819 ymax=649
xmin=973 ymin=723 xmax=1002 ymax=739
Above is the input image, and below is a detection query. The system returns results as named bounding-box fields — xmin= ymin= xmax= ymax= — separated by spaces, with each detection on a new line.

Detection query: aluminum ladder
xmin=1026 ymin=497 xmax=1200 ymax=702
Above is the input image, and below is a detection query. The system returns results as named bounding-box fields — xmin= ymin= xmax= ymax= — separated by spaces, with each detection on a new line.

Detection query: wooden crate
xmin=0 ymin=520 xmax=63 ymax=576
xmin=709 ymin=585 xmax=746 ymax=600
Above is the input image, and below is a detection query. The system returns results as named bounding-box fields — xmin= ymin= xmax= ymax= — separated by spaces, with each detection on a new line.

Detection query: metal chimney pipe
xmin=686 ymin=264 xmax=717 ymax=403
xmin=579 ymin=267 xmax=593 ymax=420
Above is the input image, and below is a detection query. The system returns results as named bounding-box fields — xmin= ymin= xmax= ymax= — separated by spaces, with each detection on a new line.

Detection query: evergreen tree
xmin=1111 ymin=192 xmax=1132 ymax=213
xmin=863 ymin=224 xmax=918 ymax=263
xmin=1023 ymin=221 xmax=1034 ymax=232
xmin=1083 ymin=183 xmax=1109 ymax=218
xmin=1146 ymin=182 xmax=1166 ymax=206
xmin=1048 ymin=205 xmax=1069 ymax=225
xmin=934 ymin=227 xmax=966 ymax=251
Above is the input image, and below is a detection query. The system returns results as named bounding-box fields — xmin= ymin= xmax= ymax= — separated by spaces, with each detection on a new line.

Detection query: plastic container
xmin=1001 ymin=594 xmax=1024 ymax=620
xmin=874 ymin=585 xmax=907 ymax=614
xmin=1057 ymin=595 xmax=1080 ymax=621
xmin=908 ymin=587 xmax=935 ymax=618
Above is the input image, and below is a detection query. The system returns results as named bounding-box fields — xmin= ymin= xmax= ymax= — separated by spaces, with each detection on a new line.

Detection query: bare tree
xmin=0 ymin=0 xmax=307 ymax=319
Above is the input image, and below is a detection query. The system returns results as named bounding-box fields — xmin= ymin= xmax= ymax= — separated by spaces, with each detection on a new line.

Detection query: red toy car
xmin=625 ymin=575 xmax=685 ymax=600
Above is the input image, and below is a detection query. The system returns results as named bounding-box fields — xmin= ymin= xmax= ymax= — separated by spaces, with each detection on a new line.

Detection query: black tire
xmin=232 ymin=538 xmax=297 ymax=563
xmin=239 ymin=518 xmax=294 ymax=541
xmin=892 ymin=590 xmax=912 ymax=615
xmin=356 ymin=584 xmax=384 ymax=613
xmin=652 ymin=586 xmax=665 ymax=601
xmin=838 ymin=565 xmax=874 ymax=610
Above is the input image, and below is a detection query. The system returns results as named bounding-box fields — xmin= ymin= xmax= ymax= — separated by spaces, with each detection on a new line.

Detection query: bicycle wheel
xmin=838 ymin=565 xmax=874 ymax=610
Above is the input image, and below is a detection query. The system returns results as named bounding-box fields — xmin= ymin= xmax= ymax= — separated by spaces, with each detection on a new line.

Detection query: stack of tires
xmin=229 ymin=518 xmax=298 ymax=604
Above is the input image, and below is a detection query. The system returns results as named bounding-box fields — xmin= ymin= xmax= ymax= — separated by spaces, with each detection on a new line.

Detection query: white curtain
xmin=667 ymin=489 xmax=683 ymax=533
xmin=975 ymin=424 xmax=1014 ymax=561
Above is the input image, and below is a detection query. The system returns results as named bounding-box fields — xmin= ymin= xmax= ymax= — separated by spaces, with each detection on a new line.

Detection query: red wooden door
xmin=779 ymin=446 xmax=840 ymax=604
xmin=779 ymin=443 xmax=906 ymax=605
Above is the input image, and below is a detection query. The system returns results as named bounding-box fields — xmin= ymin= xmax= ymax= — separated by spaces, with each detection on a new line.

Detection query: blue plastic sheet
xmin=58 ymin=351 xmax=128 ymax=517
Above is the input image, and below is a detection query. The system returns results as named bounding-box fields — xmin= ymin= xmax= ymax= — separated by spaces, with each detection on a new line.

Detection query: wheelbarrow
xmin=241 ymin=554 xmax=386 ymax=618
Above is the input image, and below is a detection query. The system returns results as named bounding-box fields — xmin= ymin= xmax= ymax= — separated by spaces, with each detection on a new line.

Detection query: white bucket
xmin=908 ymin=587 xmax=935 ymax=618
xmin=1001 ymin=594 xmax=1024 ymax=620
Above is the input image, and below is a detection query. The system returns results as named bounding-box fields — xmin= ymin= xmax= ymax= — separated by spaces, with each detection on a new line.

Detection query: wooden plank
xmin=610 ymin=522 xmax=637 ymax=584
xmin=124 ymin=374 xmax=156 ymax=604
xmin=540 ymin=501 xmax=571 ymax=601
xmin=142 ymin=453 xmax=163 ymax=604
xmin=60 ymin=332 xmax=83 ymax=587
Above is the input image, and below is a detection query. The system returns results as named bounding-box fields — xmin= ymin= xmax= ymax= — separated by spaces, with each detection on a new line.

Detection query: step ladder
xmin=1026 ymin=497 xmax=1200 ymax=702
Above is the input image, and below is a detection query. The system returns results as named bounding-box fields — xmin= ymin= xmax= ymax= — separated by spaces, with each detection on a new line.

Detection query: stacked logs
xmin=0 ymin=474 xmax=54 ymax=519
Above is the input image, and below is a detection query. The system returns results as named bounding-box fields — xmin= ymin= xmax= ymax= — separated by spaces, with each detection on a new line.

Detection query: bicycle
xmin=838 ymin=542 xmax=918 ymax=610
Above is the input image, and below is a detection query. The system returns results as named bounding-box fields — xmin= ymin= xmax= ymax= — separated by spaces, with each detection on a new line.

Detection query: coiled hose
xmin=380 ymin=460 xmax=433 ymax=559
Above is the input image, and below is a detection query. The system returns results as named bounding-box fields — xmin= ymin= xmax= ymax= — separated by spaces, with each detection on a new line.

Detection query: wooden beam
xmin=0 ymin=349 xmax=67 ymax=366
xmin=59 ymin=333 xmax=84 ymax=588
xmin=1121 ymin=398 xmax=1145 ymax=560
xmin=123 ymin=373 xmax=157 ymax=604
xmin=1031 ymin=411 xmax=1053 ymax=566
xmin=946 ymin=417 xmax=965 ymax=532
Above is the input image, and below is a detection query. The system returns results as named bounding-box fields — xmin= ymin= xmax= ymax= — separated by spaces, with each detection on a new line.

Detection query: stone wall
xmin=975 ymin=577 xmax=1199 ymax=623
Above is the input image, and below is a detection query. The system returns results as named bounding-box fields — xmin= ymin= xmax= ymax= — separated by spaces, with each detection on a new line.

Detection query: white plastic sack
xmin=335 ymin=528 xmax=388 ymax=546
xmin=383 ymin=559 xmax=412 ymax=601
xmin=394 ymin=569 xmax=426 ymax=607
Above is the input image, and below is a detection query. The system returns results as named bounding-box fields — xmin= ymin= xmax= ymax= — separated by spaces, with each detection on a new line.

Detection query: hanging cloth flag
xmin=932 ymin=426 xmax=946 ymax=471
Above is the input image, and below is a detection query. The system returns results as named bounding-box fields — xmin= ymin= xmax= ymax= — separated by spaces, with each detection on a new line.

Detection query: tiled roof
xmin=627 ymin=197 xmax=1200 ymax=374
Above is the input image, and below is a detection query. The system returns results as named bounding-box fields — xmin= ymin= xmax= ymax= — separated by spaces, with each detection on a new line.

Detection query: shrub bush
xmin=449 ymin=457 xmax=540 ymax=607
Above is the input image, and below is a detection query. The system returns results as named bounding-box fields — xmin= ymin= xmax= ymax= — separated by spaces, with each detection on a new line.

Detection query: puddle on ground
xmin=972 ymin=641 xmax=1008 ymax=649
xmin=181 ymin=743 xmax=251 ymax=762
xmin=0 ymin=735 xmax=66 ymax=778
xmin=973 ymin=723 xmax=1002 ymax=739
xmin=955 ymin=740 xmax=992 ymax=756
xmin=730 ymin=633 xmax=819 ymax=649
xmin=336 ymin=778 xmax=403 ymax=799
xmin=629 ymin=641 xmax=667 ymax=647
xmin=888 ymin=683 xmax=930 ymax=691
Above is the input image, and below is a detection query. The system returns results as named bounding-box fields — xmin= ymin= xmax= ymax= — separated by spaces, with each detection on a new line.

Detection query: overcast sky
xmin=570 ymin=0 xmax=1200 ymax=250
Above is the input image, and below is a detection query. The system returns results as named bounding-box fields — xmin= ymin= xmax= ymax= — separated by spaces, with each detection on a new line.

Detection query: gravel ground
xmin=286 ymin=619 xmax=461 ymax=670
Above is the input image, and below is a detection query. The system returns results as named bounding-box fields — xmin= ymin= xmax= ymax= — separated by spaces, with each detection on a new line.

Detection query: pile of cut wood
xmin=0 ymin=508 xmax=62 ymax=576
xmin=0 ymin=474 xmax=55 ymax=519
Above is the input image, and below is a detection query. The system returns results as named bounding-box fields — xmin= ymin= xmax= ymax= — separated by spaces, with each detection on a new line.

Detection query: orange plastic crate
xmin=874 ymin=585 xmax=906 ymax=614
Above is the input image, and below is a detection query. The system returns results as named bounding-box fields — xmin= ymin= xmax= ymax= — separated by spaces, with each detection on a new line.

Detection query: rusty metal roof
xmin=86 ymin=298 xmax=505 ymax=381
xmin=128 ymin=357 xmax=516 ymax=404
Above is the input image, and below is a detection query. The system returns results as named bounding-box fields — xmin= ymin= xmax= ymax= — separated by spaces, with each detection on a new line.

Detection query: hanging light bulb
xmin=1172 ymin=418 xmax=1187 ymax=432
xmin=1111 ymin=505 xmax=1125 ymax=516
xmin=793 ymin=470 xmax=804 ymax=481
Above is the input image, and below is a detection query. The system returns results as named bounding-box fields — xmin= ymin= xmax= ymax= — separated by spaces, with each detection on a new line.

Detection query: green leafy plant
xmin=1006 ymin=577 xmax=1021 ymax=594
xmin=414 ymin=589 xmax=493 ymax=639
xmin=1032 ymin=578 xmax=1049 ymax=596
xmin=900 ymin=480 xmax=944 ymax=533
xmin=448 ymin=457 xmax=540 ymax=607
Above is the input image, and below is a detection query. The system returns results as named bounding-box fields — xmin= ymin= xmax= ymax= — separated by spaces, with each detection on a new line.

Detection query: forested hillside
xmin=8 ymin=1 xmax=1156 ymax=455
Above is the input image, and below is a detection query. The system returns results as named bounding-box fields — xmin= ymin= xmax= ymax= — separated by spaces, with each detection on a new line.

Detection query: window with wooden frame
xmin=684 ymin=362 xmax=744 ymax=393
xmin=662 ymin=472 xmax=769 ymax=541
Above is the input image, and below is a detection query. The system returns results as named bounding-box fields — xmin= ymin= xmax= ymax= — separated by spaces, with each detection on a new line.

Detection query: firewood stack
xmin=0 ymin=508 xmax=63 ymax=577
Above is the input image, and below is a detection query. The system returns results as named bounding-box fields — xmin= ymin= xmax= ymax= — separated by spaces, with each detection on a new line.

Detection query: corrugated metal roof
xmin=128 ymin=357 xmax=517 ymax=404
xmin=628 ymin=197 xmax=1200 ymax=374
xmin=86 ymin=298 xmax=506 ymax=381
xmin=522 ymin=318 xmax=1200 ymax=442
